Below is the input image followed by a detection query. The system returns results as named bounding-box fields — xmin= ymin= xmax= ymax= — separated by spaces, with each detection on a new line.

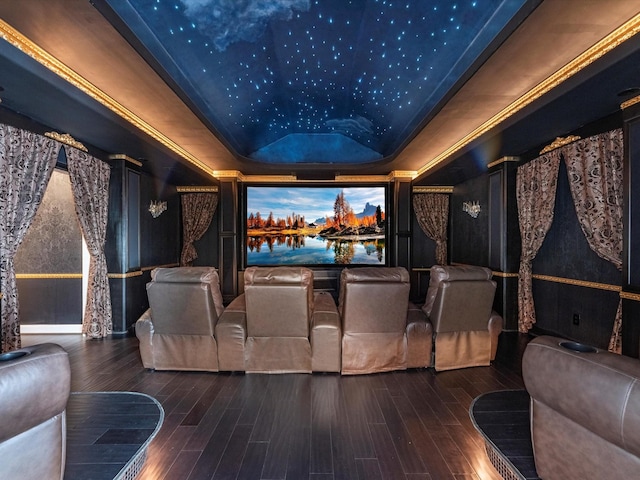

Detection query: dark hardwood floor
xmin=23 ymin=332 xmax=530 ymax=480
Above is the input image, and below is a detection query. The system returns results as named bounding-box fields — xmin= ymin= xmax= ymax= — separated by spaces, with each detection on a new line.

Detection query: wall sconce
xmin=462 ymin=201 xmax=481 ymax=218
xmin=148 ymin=200 xmax=167 ymax=218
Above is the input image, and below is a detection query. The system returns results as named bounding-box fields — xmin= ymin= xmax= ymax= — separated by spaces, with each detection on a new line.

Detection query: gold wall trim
xmin=621 ymin=94 xmax=640 ymax=110
xmin=108 ymin=154 xmax=143 ymax=167
xmin=487 ymin=156 xmax=520 ymax=169
xmin=412 ymin=186 xmax=454 ymax=194
xmin=492 ymin=271 xmax=519 ymax=278
xmin=44 ymin=132 xmax=87 ymax=152
xmin=416 ymin=13 xmax=640 ymax=178
xmin=620 ymin=291 xmax=640 ymax=302
xmin=176 ymin=186 xmax=219 ymax=193
xmin=540 ymin=135 xmax=581 ymax=155
xmin=532 ymin=274 xmax=621 ymax=292
xmin=141 ymin=263 xmax=180 ymax=272
xmin=0 ymin=19 xmax=214 ymax=178
xmin=108 ymin=271 xmax=143 ymax=279
xmin=16 ymin=273 xmax=82 ymax=279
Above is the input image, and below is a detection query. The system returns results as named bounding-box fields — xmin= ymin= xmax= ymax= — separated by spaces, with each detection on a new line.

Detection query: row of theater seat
xmin=135 ymin=264 xmax=503 ymax=374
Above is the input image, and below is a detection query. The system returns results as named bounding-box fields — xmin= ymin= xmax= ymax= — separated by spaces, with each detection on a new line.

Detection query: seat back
xmin=147 ymin=266 xmax=223 ymax=335
xmin=425 ymin=265 xmax=496 ymax=333
xmin=339 ymin=267 xmax=410 ymax=334
xmin=244 ymin=266 xmax=314 ymax=338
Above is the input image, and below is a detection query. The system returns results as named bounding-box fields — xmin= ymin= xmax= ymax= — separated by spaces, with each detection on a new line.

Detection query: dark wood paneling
xmin=451 ymin=176 xmax=489 ymax=266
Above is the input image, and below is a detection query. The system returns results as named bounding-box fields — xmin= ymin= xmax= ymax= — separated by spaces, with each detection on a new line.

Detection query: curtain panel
xmin=0 ymin=125 xmax=61 ymax=352
xmin=516 ymin=150 xmax=561 ymax=333
xmin=563 ymin=128 xmax=624 ymax=353
xmin=67 ymin=147 xmax=112 ymax=339
xmin=412 ymin=193 xmax=449 ymax=265
xmin=180 ymin=193 xmax=219 ymax=266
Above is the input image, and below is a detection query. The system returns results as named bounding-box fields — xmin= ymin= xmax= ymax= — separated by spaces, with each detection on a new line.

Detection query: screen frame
xmin=241 ymin=182 xmax=391 ymax=269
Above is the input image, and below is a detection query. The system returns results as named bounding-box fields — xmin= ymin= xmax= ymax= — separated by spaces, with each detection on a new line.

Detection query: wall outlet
xmin=573 ymin=313 xmax=580 ymax=326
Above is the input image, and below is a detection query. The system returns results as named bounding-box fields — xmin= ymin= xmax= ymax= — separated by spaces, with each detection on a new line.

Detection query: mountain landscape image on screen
xmin=246 ymin=186 xmax=386 ymax=265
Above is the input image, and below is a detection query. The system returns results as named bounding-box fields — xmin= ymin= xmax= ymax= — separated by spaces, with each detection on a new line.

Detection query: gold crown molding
xmin=176 ymin=186 xmax=219 ymax=193
xmin=416 ymin=13 xmax=640 ymax=178
xmin=621 ymin=94 xmax=640 ymax=110
xmin=141 ymin=263 xmax=180 ymax=272
xmin=540 ymin=135 xmax=581 ymax=155
xmin=532 ymin=274 xmax=621 ymax=292
xmin=15 ymin=273 xmax=82 ymax=279
xmin=213 ymin=170 xmax=298 ymax=182
xmin=44 ymin=132 xmax=87 ymax=152
xmin=388 ymin=170 xmax=417 ymax=179
xmin=487 ymin=156 xmax=520 ymax=169
xmin=412 ymin=186 xmax=454 ymax=194
xmin=620 ymin=291 xmax=640 ymax=302
xmin=0 ymin=19 xmax=214 ymax=178
xmin=108 ymin=154 xmax=143 ymax=167
xmin=107 ymin=270 xmax=143 ymax=279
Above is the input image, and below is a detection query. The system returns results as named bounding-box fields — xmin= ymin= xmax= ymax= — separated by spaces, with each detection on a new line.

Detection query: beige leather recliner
xmin=0 ymin=343 xmax=70 ymax=480
xmin=216 ymin=266 xmax=341 ymax=373
xmin=423 ymin=265 xmax=503 ymax=371
xmin=339 ymin=267 xmax=432 ymax=374
xmin=136 ymin=266 xmax=224 ymax=371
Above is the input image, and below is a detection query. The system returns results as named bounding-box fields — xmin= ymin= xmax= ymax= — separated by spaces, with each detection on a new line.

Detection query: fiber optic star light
xmin=103 ymin=0 xmax=531 ymax=164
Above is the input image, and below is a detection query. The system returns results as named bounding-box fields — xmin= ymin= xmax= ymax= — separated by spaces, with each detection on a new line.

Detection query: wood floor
xmin=23 ymin=332 xmax=530 ymax=480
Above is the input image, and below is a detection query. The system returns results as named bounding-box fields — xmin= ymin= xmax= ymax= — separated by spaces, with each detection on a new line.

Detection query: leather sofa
xmin=216 ymin=266 xmax=341 ymax=373
xmin=0 ymin=343 xmax=70 ymax=480
xmin=523 ymin=335 xmax=640 ymax=479
xmin=136 ymin=266 xmax=225 ymax=371
xmin=339 ymin=266 xmax=432 ymax=374
xmin=422 ymin=265 xmax=503 ymax=371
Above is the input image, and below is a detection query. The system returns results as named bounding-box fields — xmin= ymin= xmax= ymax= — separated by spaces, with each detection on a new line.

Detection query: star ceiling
xmin=104 ymin=0 xmax=530 ymax=164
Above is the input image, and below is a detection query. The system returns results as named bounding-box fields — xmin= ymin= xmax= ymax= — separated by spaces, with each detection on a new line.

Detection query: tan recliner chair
xmin=422 ymin=265 xmax=503 ymax=371
xmin=216 ymin=266 xmax=341 ymax=373
xmin=136 ymin=266 xmax=224 ymax=371
xmin=0 ymin=343 xmax=70 ymax=480
xmin=339 ymin=267 xmax=432 ymax=374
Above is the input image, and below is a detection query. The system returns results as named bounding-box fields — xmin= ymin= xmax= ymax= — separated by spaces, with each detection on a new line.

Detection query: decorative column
xmin=487 ymin=156 xmax=520 ymax=331
xmin=216 ymin=174 xmax=239 ymax=303
xmin=621 ymin=95 xmax=640 ymax=357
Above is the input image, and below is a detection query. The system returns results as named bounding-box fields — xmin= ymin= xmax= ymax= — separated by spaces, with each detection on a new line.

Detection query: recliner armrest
xmin=216 ymin=294 xmax=247 ymax=371
xmin=311 ymin=292 xmax=341 ymax=372
xmin=135 ymin=308 xmax=155 ymax=369
xmin=406 ymin=302 xmax=433 ymax=368
xmin=488 ymin=310 xmax=503 ymax=360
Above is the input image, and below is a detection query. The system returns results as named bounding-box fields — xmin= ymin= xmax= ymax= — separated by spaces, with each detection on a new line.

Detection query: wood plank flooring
xmin=23 ymin=332 xmax=530 ymax=480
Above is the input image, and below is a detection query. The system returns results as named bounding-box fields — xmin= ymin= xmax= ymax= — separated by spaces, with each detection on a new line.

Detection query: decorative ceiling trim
xmin=416 ymin=13 xmax=640 ymax=178
xmin=487 ymin=156 xmax=520 ymax=169
xmin=108 ymin=153 xmax=143 ymax=167
xmin=621 ymin=94 xmax=640 ymax=110
xmin=44 ymin=131 xmax=87 ymax=152
xmin=539 ymin=135 xmax=581 ymax=155
xmin=212 ymin=170 xmax=416 ymax=183
xmin=176 ymin=186 xmax=219 ymax=193
xmin=0 ymin=19 xmax=215 ymax=178
xmin=412 ymin=186 xmax=454 ymax=194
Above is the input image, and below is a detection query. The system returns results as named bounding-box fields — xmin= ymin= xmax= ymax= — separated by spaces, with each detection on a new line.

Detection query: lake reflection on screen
xmin=246 ymin=234 xmax=385 ymax=265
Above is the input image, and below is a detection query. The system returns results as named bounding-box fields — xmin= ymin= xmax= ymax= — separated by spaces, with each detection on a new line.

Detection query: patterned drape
xmin=67 ymin=147 xmax=112 ymax=338
xmin=0 ymin=125 xmax=61 ymax=352
xmin=181 ymin=193 xmax=218 ymax=266
xmin=563 ymin=129 xmax=624 ymax=353
xmin=412 ymin=193 xmax=449 ymax=265
xmin=516 ymin=150 xmax=561 ymax=333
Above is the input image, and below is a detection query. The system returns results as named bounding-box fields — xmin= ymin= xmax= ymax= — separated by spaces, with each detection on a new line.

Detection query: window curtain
xmin=516 ymin=150 xmax=561 ymax=333
xmin=0 ymin=125 xmax=61 ymax=352
xmin=66 ymin=147 xmax=112 ymax=339
xmin=563 ymin=129 xmax=624 ymax=353
xmin=181 ymin=193 xmax=218 ymax=266
xmin=412 ymin=193 xmax=449 ymax=265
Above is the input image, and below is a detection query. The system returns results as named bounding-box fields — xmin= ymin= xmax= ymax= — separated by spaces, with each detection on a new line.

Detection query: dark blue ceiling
xmin=104 ymin=0 xmax=531 ymax=164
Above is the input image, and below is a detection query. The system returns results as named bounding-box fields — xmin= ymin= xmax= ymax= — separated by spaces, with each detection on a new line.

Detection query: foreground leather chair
xmin=136 ymin=266 xmax=224 ymax=371
xmin=0 ymin=343 xmax=70 ymax=480
xmin=339 ymin=267 xmax=432 ymax=374
xmin=216 ymin=266 xmax=341 ymax=373
xmin=422 ymin=265 xmax=502 ymax=371
xmin=523 ymin=336 xmax=640 ymax=479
